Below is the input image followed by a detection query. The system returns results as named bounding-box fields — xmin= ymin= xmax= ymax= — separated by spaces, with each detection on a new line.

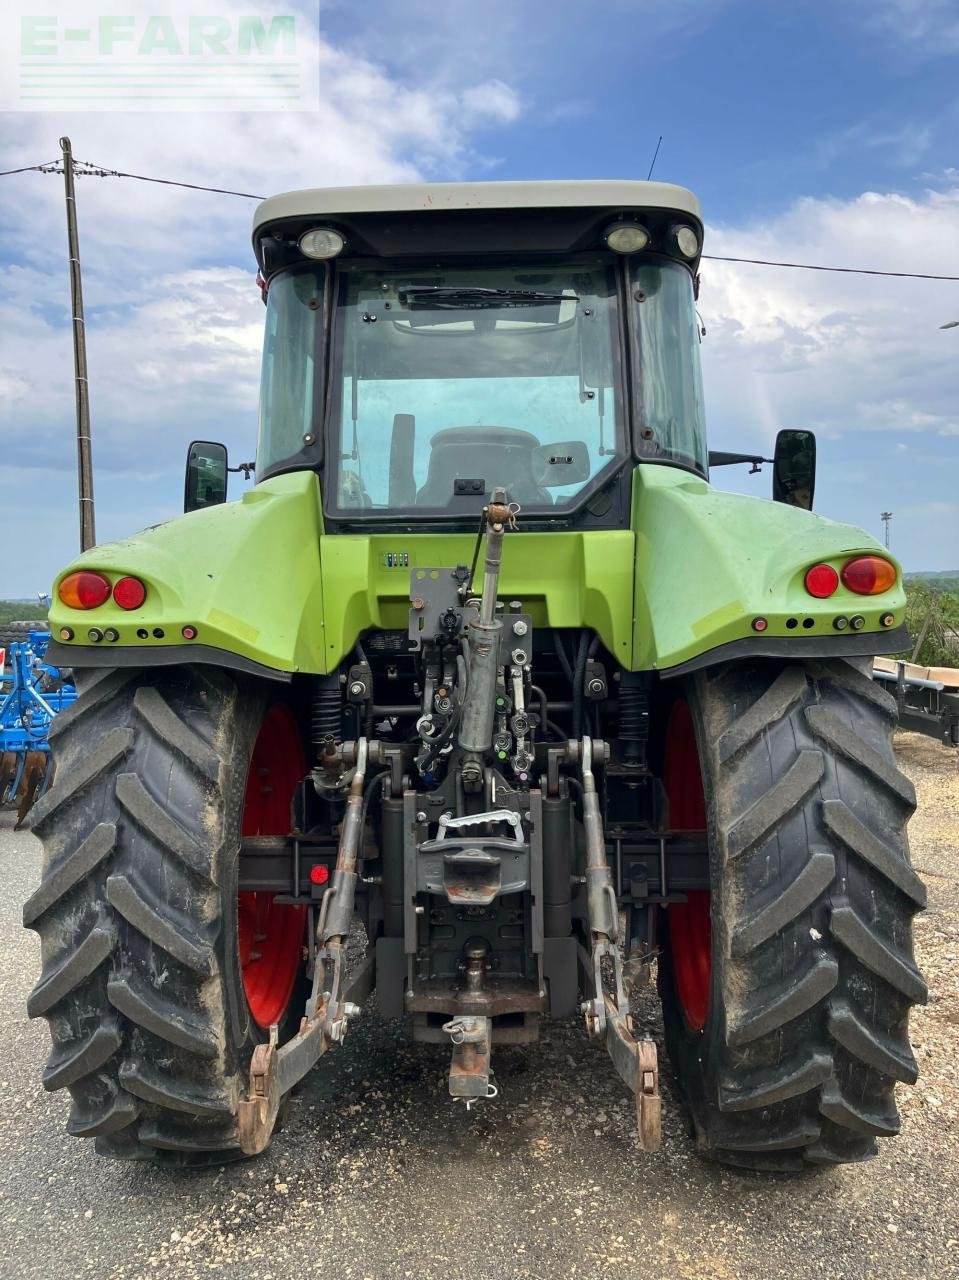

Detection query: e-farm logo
xmin=2 ymin=4 xmax=319 ymax=112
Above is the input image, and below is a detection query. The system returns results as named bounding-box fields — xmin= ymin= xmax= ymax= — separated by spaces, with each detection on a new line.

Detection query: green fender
xmin=46 ymin=466 xmax=907 ymax=679
xmin=631 ymin=466 xmax=907 ymax=673
xmin=48 ymin=472 xmax=328 ymax=678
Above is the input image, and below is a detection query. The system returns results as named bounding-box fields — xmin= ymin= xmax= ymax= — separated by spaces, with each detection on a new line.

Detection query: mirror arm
xmin=708 ymin=451 xmax=773 ymax=470
xmin=229 ymin=462 xmax=256 ymax=480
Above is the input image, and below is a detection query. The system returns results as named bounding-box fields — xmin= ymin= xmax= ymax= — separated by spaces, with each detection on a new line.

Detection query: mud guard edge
xmin=44 ymin=640 xmax=293 ymax=683
xmin=658 ymin=623 xmax=910 ymax=680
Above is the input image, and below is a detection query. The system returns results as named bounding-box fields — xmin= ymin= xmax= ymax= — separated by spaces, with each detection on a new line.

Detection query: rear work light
xmin=113 ymin=576 xmax=147 ymax=610
xmin=299 ymin=227 xmax=345 ymax=259
xmin=804 ymin=563 xmax=839 ymax=598
xmin=58 ymin=571 xmax=111 ymax=610
xmin=841 ymin=555 xmax=897 ymax=596
xmin=605 ymin=223 xmax=650 ymax=254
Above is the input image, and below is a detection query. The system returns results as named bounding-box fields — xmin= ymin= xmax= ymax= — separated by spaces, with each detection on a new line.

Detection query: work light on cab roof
xmin=298 ymin=227 xmax=345 ymax=259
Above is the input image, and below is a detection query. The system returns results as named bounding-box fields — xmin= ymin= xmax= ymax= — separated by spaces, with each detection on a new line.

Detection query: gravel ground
xmin=0 ymin=732 xmax=956 ymax=1280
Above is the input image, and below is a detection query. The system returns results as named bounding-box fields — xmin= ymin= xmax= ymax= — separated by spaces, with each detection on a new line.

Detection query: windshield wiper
xmin=397 ymin=286 xmax=577 ymax=310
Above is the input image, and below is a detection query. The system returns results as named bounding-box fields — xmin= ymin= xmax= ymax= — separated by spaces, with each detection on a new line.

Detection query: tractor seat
xmin=416 ymin=426 xmax=552 ymax=507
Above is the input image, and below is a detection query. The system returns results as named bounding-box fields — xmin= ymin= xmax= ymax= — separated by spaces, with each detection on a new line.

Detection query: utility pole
xmin=880 ymin=511 xmax=893 ymax=550
xmin=61 ymin=136 xmax=96 ymax=552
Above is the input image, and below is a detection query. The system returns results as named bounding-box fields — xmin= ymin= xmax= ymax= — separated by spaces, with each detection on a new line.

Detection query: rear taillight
xmin=804 ymin=563 xmax=839 ymax=598
xmin=841 ymin=556 xmax=897 ymax=596
xmin=113 ymin=576 xmax=147 ymax=610
xmin=58 ymin=571 xmax=111 ymax=610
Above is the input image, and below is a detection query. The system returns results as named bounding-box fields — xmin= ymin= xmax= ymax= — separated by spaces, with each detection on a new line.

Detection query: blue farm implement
xmin=0 ymin=631 xmax=76 ymax=827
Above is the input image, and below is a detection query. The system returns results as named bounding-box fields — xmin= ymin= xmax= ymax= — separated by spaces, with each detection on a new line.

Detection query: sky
xmin=1 ymin=0 xmax=957 ymax=598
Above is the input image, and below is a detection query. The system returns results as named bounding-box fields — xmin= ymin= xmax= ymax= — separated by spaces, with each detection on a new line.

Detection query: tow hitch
xmin=443 ymin=1015 xmax=497 ymax=1108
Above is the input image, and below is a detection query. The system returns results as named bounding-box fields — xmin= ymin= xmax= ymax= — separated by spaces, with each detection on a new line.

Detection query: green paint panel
xmin=318 ymin=529 xmax=635 ymax=664
xmin=49 ymin=472 xmax=329 ymax=672
xmin=48 ymin=465 xmax=904 ymax=677
xmin=631 ymin=466 xmax=906 ymax=670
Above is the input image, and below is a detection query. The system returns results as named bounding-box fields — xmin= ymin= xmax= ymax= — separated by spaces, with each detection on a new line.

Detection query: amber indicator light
xmin=841 ymin=556 xmax=897 ymax=596
xmin=58 ymin=571 xmax=111 ymax=610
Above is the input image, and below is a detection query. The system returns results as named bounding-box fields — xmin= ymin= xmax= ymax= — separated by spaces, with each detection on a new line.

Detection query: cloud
xmin=861 ymin=0 xmax=959 ymax=53
xmin=701 ymin=184 xmax=959 ymax=568
xmin=853 ymin=399 xmax=950 ymax=432
xmin=0 ymin=2 xmax=526 ymax=277
xmin=460 ymin=80 xmax=522 ymax=125
xmin=815 ymin=120 xmax=934 ymax=170
xmin=700 ymin=185 xmax=959 ymax=445
xmin=320 ymin=0 xmax=733 ymax=126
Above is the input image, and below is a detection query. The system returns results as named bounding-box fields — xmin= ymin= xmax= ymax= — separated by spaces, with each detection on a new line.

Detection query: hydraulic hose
xmin=571 ymin=632 xmax=589 ymax=741
xmin=530 ymin=684 xmax=550 ymax=731
xmin=554 ymin=631 xmax=574 ymax=683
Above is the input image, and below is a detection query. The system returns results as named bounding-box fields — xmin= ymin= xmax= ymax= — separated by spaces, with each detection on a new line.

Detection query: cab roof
xmin=253 ymin=179 xmax=702 ymax=234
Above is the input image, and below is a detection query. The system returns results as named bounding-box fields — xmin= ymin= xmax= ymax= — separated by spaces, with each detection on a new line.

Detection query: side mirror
xmin=531 ymin=440 xmax=591 ymax=488
xmin=185 ymin=440 xmax=229 ymax=513
xmin=772 ymin=429 xmax=816 ymax=511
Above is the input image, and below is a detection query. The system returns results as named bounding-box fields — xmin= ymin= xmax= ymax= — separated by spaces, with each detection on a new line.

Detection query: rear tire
xmin=659 ymin=658 xmax=927 ymax=1171
xmin=24 ymin=666 xmax=306 ymax=1165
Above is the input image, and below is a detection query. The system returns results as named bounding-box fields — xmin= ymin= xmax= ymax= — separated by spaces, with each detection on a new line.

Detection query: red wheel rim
xmin=663 ymin=699 xmax=711 ymax=1032
xmin=238 ymin=704 xmax=307 ymax=1028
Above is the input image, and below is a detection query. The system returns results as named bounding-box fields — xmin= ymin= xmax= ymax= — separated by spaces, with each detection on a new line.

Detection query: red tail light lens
xmin=113 ymin=576 xmax=147 ymax=610
xmin=804 ymin=563 xmax=839 ymax=598
xmin=841 ymin=556 xmax=897 ymax=596
xmin=58 ymin=571 xmax=111 ymax=610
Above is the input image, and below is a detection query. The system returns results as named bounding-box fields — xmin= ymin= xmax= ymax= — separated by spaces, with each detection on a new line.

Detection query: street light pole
xmin=61 ymin=136 xmax=96 ymax=552
xmin=881 ymin=511 xmax=893 ymax=550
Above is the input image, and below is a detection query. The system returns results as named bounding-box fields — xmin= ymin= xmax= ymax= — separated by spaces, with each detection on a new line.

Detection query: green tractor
xmin=26 ymin=180 xmax=926 ymax=1171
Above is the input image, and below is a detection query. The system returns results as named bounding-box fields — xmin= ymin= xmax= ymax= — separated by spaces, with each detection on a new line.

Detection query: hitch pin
xmin=462 ymin=1083 xmax=499 ymax=1111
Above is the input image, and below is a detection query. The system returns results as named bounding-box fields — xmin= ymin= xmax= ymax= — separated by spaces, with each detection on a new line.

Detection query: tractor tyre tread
xmin=660 ymin=658 xmax=925 ymax=1171
xmin=24 ymin=664 xmax=268 ymax=1165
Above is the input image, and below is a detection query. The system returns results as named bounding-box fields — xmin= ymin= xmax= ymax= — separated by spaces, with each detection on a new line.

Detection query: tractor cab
xmin=247 ymin=181 xmax=708 ymax=528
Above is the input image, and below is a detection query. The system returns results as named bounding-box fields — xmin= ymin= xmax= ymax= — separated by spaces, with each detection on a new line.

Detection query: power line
xmin=3 ymin=154 xmax=959 ymax=279
xmin=0 ymin=160 xmax=61 ymax=177
xmin=702 ymin=254 xmax=959 ymax=282
xmin=74 ymin=157 xmax=265 ymax=201
xmin=0 ymin=154 xmax=263 ymax=200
